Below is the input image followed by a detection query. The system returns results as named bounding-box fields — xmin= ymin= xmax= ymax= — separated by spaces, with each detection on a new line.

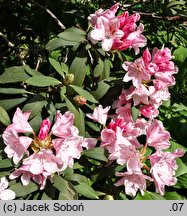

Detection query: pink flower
xmin=38 ymin=119 xmax=51 ymax=140
xmin=123 ymin=58 xmax=151 ymax=87
xmin=112 ymin=12 xmax=147 ymax=54
xmin=88 ymin=4 xmax=146 ymax=53
xmin=10 ymin=149 xmax=63 ymax=189
xmin=126 ymin=84 xmax=150 ymax=106
xmin=149 ymin=149 xmax=184 ymax=195
xmin=115 ymin=171 xmax=153 ymax=197
xmin=88 ymin=4 xmax=119 ymax=27
xmin=53 ymin=137 xmax=83 ymax=171
xmin=3 ymin=130 xmax=32 ymax=164
xmin=140 ymin=104 xmax=159 ymax=119
xmin=0 ymin=177 xmax=16 ymax=200
xmin=51 ymin=111 xmax=77 ymax=139
xmin=146 ymin=119 xmax=171 ymax=150
xmin=86 ymin=105 xmax=110 ymax=125
xmin=7 ymin=107 xmax=33 ymax=133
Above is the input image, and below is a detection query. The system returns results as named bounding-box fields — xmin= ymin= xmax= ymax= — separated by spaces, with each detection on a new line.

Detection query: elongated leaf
xmin=73 ymin=182 xmax=99 ymax=199
xmin=175 ymin=158 xmax=187 ymax=177
xmin=131 ymin=106 xmax=139 ymax=122
xmin=23 ymin=65 xmax=42 ymax=76
xmin=82 ymin=147 xmax=108 ymax=162
xmin=0 ymin=97 xmax=27 ymax=111
xmin=0 ymin=66 xmax=30 ymax=84
xmin=53 ymin=175 xmax=77 ymax=200
xmin=69 ymin=50 xmax=87 ymax=86
xmin=0 ymin=88 xmax=32 ymax=95
xmin=70 ymin=85 xmax=98 ymax=103
xmin=64 ymin=96 xmax=80 ymax=126
xmin=135 ymin=191 xmax=166 ymax=200
xmin=0 ymin=106 xmax=11 ymax=126
xmin=103 ymin=59 xmax=111 ymax=79
xmin=49 ymin=58 xmax=65 ymax=78
xmin=86 ymin=121 xmax=100 ymax=132
xmin=46 ymin=38 xmax=68 ymax=50
xmin=22 ymin=95 xmax=47 ymax=119
xmin=164 ymin=191 xmax=186 ymax=200
xmin=0 ymin=159 xmax=13 ymax=168
xmin=91 ymin=80 xmax=110 ymax=100
xmin=79 ymin=108 xmax=85 ymax=136
xmin=58 ymin=27 xmax=86 ymax=43
xmin=174 ymin=173 xmax=187 ymax=189
xmin=65 ymin=174 xmax=89 ymax=183
xmin=9 ymin=182 xmax=38 ymax=197
xmin=93 ymin=58 xmax=104 ymax=77
xmin=26 ymin=75 xmax=61 ymax=87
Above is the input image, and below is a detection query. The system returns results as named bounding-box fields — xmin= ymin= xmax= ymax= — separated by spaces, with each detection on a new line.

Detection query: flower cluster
xmin=2 ymin=108 xmax=96 ymax=190
xmin=88 ymin=3 xmax=146 ymax=54
xmin=86 ymin=45 xmax=184 ymax=196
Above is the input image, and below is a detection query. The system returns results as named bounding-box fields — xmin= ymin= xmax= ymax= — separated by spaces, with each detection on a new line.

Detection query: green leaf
xmin=103 ymin=59 xmax=111 ymax=79
xmin=164 ymin=191 xmax=186 ymax=200
xmin=69 ymin=50 xmax=87 ymax=86
xmin=0 ymin=97 xmax=27 ymax=111
xmin=9 ymin=182 xmax=38 ymax=197
xmin=26 ymin=75 xmax=61 ymax=87
xmin=82 ymin=147 xmax=108 ymax=162
xmin=41 ymin=192 xmax=52 ymax=200
xmin=22 ymin=95 xmax=47 ymax=119
xmin=78 ymin=108 xmax=85 ymax=136
xmin=46 ymin=38 xmax=68 ymax=50
xmin=73 ymin=182 xmax=99 ymax=199
xmin=174 ymin=173 xmax=187 ymax=189
xmin=53 ymin=175 xmax=77 ymax=200
xmin=86 ymin=121 xmax=100 ymax=132
xmin=49 ymin=58 xmax=65 ymax=78
xmin=93 ymin=58 xmax=104 ymax=77
xmin=0 ymin=159 xmax=13 ymax=168
xmin=70 ymin=85 xmax=98 ymax=103
xmin=64 ymin=96 xmax=80 ymax=125
xmin=131 ymin=106 xmax=139 ymax=122
xmin=175 ymin=158 xmax=187 ymax=177
xmin=0 ymin=88 xmax=32 ymax=95
xmin=58 ymin=27 xmax=85 ymax=43
xmin=0 ymin=66 xmax=30 ymax=84
xmin=65 ymin=174 xmax=89 ymax=183
xmin=173 ymin=47 xmax=187 ymax=63
xmin=91 ymin=80 xmax=110 ymax=100
xmin=135 ymin=191 xmax=166 ymax=200
xmin=0 ymin=106 xmax=11 ymax=126
xmin=28 ymin=112 xmax=42 ymax=133
xmin=23 ymin=65 xmax=42 ymax=76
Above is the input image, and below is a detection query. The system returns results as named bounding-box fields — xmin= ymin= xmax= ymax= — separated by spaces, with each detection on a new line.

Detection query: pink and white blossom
xmin=149 ymin=149 xmax=184 ymax=195
xmin=115 ymin=171 xmax=153 ymax=197
xmin=0 ymin=177 xmax=16 ymax=200
xmin=86 ymin=105 xmax=110 ymax=125
xmin=146 ymin=119 xmax=171 ymax=150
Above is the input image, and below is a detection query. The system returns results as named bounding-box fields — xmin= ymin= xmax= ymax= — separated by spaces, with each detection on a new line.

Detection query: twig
xmin=131 ymin=11 xmax=187 ymax=22
xmin=28 ymin=0 xmax=66 ymax=30
xmin=0 ymin=32 xmax=26 ymax=65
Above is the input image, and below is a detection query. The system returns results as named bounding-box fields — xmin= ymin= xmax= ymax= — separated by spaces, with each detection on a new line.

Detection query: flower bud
xmin=73 ymin=95 xmax=87 ymax=105
xmin=63 ymin=74 xmax=74 ymax=85
xmin=103 ymin=195 xmax=114 ymax=200
xmin=38 ymin=118 xmax=51 ymax=140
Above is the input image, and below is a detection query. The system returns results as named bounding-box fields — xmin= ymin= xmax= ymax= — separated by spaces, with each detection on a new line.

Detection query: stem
xmin=28 ymin=0 xmax=66 ymax=30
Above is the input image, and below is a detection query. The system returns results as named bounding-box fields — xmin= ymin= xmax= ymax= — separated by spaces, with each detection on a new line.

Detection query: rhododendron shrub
xmin=0 ymin=2 xmax=186 ymax=200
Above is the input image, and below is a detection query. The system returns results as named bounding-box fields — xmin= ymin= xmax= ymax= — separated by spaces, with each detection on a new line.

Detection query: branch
xmin=0 ymin=32 xmax=26 ymax=65
xmin=131 ymin=11 xmax=187 ymax=22
xmin=28 ymin=0 xmax=66 ymax=30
